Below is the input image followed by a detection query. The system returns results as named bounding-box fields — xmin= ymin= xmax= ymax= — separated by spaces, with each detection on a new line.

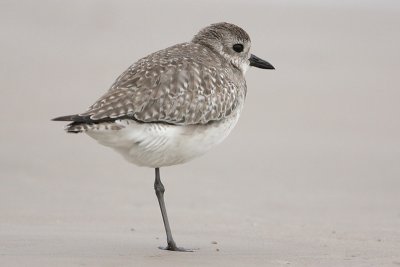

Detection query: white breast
xmin=85 ymin=111 xmax=241 ymax=168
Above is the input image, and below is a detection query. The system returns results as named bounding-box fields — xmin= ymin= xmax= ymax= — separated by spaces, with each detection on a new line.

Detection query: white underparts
xmin=85 ymin=110 xmax=241 ymax=168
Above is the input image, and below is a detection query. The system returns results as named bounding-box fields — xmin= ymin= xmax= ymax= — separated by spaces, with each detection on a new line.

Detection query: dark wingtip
xmin=52 ymin=114 xmax=137 ymax=124
xmin=52 ymin=115 xmax=77 ymax=121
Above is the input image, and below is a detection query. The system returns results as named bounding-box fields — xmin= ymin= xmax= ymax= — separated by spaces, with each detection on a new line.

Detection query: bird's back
xmin=56 ymin=42 xmax=247 ymax=132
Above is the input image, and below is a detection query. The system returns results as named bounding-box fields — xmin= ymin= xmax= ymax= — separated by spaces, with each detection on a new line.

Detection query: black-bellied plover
xmin=53 ymin=22 xmax=274 ymax=251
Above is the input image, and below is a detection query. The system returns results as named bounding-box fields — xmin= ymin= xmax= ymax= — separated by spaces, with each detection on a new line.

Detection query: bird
xmin=52 ymin=22 xmax=274 ymax=252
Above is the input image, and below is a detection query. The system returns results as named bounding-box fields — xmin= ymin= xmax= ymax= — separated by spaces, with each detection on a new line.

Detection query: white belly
xmin=86 ymin=112 xmax=240 ymax=167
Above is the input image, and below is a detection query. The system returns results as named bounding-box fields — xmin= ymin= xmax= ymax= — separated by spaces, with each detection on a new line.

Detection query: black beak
xmin=249 ymin=54 xmax=275 ymax=69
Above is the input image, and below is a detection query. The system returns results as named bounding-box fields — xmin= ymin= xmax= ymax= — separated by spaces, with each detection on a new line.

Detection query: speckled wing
xmin=77 ymin=43 xmax=246 ymax=125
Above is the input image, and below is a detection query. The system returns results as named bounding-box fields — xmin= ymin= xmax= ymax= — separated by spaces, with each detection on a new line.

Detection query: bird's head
xmin=192 ymin=22 xmax=274 ymax=74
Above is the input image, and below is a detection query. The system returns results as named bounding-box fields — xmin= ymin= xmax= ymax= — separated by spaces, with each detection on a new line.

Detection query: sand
xmin=1 ymin=1 xmax=400 ymax=266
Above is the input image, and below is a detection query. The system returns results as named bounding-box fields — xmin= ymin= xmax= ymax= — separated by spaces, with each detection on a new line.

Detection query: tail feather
xmin=52 ymin=114 xmax=128 ymax=133
xmin=52 ymin=114 xmax=88 ymax=133
xmin=65 ymin=122 xmax=90 ymax=133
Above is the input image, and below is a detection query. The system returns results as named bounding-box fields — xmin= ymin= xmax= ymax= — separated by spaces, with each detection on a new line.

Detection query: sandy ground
xmin=1 ymin=1 xmax=400 ymax=266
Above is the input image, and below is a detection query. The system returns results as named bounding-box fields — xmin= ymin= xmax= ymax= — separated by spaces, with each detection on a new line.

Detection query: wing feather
xmin=78 ymin=43 xmax=246 ymax=125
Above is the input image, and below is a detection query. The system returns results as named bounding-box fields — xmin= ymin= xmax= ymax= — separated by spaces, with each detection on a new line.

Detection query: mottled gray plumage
xmin=82 ymin=43 xmax=246 ymax=124
xmin=55 ymin=22 xmax=254 ymax=131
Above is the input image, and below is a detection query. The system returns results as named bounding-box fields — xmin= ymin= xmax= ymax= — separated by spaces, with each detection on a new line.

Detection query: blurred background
xmin=1 ymin=0 xmax=399 ymax=266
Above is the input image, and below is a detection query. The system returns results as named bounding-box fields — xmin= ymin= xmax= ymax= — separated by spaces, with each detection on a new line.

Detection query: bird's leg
xmin=154 ymin=168 xmax=191 ymax=252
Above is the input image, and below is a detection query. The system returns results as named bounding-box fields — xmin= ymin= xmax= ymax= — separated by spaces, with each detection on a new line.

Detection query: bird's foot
xmin=158 ymin=242 xmax=194 ymax=252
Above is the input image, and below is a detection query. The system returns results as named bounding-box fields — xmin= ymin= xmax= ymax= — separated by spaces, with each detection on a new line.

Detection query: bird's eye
xmin=232 ymin=44 xmax=244 ymax=53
